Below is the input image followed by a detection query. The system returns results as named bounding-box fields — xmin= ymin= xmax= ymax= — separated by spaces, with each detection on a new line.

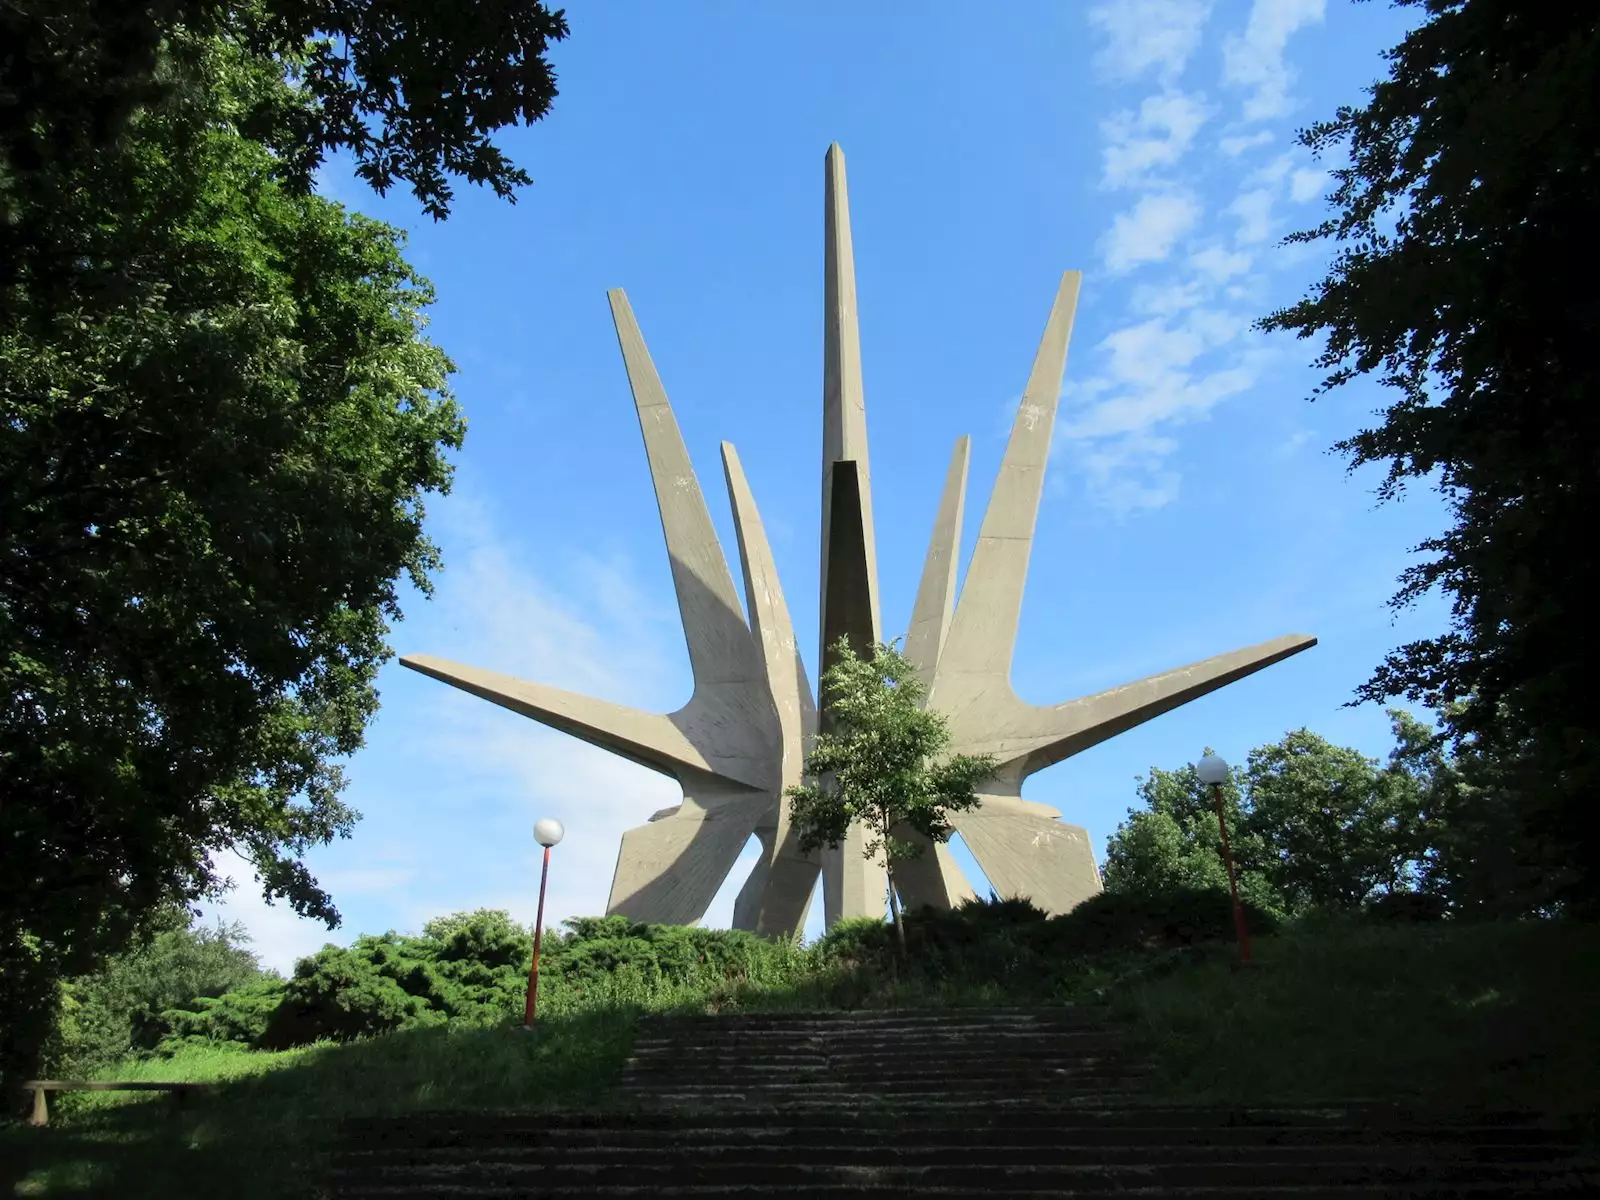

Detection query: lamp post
xmin=523 ymin=817 xmax=565 ymax=1029
xmin=1196 ymin=753 xmax=1251 ymax=966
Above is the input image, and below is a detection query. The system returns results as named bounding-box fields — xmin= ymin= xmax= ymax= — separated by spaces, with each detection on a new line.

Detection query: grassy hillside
xmin=3 ymin=909 xmax=1597 ymax=1200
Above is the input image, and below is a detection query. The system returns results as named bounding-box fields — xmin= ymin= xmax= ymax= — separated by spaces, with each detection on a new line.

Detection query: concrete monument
xmin=402 ymin=144 xmax=1316 ymax=937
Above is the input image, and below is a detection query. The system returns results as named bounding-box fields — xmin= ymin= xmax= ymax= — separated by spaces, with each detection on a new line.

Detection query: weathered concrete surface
xmin=720 ymin=444 xmax=820 ymax=937
xmin=817 ymin=462 xmax=888 ymax=925
xmin=400 ymin=143 xmax=1317 ymax=933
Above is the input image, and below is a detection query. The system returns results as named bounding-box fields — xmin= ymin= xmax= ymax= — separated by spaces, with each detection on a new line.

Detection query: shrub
xmin=1042 ymin=886 xmax=1281 ymax=957
xmin=1362 ymin=890 xmax=1450 ymax=924
xmin=47 ymin=917 xmax=276 ymax=1075
xmin=158 ymin=977 xmax=287 ymax=1052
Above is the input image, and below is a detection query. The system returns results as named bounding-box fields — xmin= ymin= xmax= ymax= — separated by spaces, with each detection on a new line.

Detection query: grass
xmin=3 ymin=916 xmax=1597 ymax=1198
xmin=1103 ymin=917 xmax=1600 ymax=1110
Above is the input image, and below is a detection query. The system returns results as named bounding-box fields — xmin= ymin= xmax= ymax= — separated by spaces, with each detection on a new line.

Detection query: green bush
xmin=256 ymin=911 xmax=534 ymax=1050
xmin=158 ymin=977 xmax=287 ymax=1052
xmin=1042 ymin=886 xmax=1280 ymax=956
xmin=1361 ymin=890 xmax=1450 ymax=924
xmin=48 ymin=917 xmax=276 ymax=1076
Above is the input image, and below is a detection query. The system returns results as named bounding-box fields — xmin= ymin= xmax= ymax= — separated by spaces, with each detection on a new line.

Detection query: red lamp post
xmin=1196 ymin=753 xmax=1251 ymax=967
xmin=523 ymin=817 xmax=565 ymax=1029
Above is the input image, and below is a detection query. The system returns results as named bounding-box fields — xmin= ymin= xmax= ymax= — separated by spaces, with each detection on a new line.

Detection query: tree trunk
xmin=887 ymin=865 xmax=906 ymax=958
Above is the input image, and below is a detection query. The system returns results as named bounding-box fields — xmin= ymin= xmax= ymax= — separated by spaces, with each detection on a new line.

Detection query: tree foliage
xmin=786 ymin=639 xmax=998 ymax=951
xmin=46 ymin=912 xmax=276 ymax=1076
xmin=150 ymin=910 xmax=798 ymax=1053
xmin=1104 ymin=716 xmax=1437 ymax=918
xmin=1 ymin=19 xmax=472 ymax=1098
xmin=0 ymin=0 xmax=569 ymax=222
xmin=1259 ymin=0 xmax=1600 ymax=908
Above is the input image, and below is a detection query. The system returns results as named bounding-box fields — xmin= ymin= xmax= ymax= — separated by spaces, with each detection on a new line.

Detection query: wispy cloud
xmin=1102 ymin=191 xmax=1203 ymax=273
xmin=1089 ymin=0 xmax=1214 ymax=83
xmin=1063 ymin=0 xmax=1330 ymax=516
xmin=1101 ymin=92 xmax=1212 ymax=188
xmin=1222 ymin=0 xmax=1327 ymax=121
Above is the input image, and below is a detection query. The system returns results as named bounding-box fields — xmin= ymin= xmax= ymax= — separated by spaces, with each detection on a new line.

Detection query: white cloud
xmin=1222 ymin=0 xmax=1327 ymax=121
xmin=1128 ymin=278 xmax=1208 ymax=317
xmin=1228 ymin=187 xmax=1276 ymax=244
xmin=1219 ymin=129 xmax=1274 ymax=156
xmin=1063 ymin=313 xmax=1255 ymax=441
xmin=1289 ymin=167 xmax=1326 ymax=203
xmin=1089 ymin=0 xmax=1214 ymax=82
xmin=1102 ymin=191 xmax=1203 ymax=273
xmin=1250 ymin=152 xmax=1296 ymax=187
xmin=1277 ymin=429 xmax=1316 ymax=456
xmin=1070 ymin=435 xmax=1184 ymax=516
xmin=1101 ymin=92 xmax=1212 ymax=188
xmin=1190 ymin=245 xmax=1254 ymax=282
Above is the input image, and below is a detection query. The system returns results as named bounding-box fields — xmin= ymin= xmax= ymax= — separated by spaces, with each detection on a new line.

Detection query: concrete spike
xmin=986 ymin=634 xmax=1320 ymax=786
xmin=949 ymin=799 xmax=1103 ymax=915
xmin=904 ymin=436 xmax=971 ymax=687
xmin=399 ymin=653 xmax=765 ymax=791
xmin=607 ymin=289 xmax=761 ymax=690
xmin=820 ymin=143 xmax=881 ymax=658
xmin=891 ymin=838 xmax=979 ymax=914
xmin=936 ymin=272 xmax=1080 ymax=691
xmin=721 ymin=443 xmax=815 ymax=755
xmin=721 ymin=443 xmax=822 ymax=936
xmin=607 ymin=791 xmax=772 ymax=926
xmin=818 ymin=461 xmax=889 ymax=925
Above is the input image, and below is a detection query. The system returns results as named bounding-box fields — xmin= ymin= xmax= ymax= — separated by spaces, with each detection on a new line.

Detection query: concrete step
xmin=326 ymin=1157 xmax=1600 ymax=1191
xmin=640 ymin=1009 xmax=1101 ymax=1026
xmin=628 ymin=1024 xmax=1131 ymax=1041
xmin=617 ymin=1068 xmax=1158 ymax=1088
xmin=329 ymin=1185 xmax=1598 ymax=1199
xmin=614 ymin=1076 xmax=1157 ymax=1095
xmin=623 ymin=1037 xmax=1130 ymax=1056
xmin=616 ymin=1092 xmax=1217 ymax=1110
xmin=337 ymin=1123 xmax=1596 ymax=1152
xmin=620 ymin=1063 xmax=1158 ymax=1079
xmin=334 ymin=1141 xmax=1590 ymax=1168
xmin=624 ymin=1041 xmax=1138 ymax=1058
xmin=337 ymin=1106 xmax=1599 ymax=1136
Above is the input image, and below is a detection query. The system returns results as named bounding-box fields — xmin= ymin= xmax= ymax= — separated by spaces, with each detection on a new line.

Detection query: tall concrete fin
xmin=938 ymin=272 xmax=1081 ymax=689
xmin=951 ymin=801 xmax=1101 ymax=913
xmin=820 ymin=143 xmax=881 ymax=658
xmin=721 ymin=443 xmax=814 ymax=744
xmin=399 ymin=654 xmax=766 ymax=789
xmin=607 ymin=792 xmax=773 ymax=926
xmin=608 ymin=289 xmax=756 ymax=689
xmin=905 ymin=435 xmax=971 ymax=686
xmin=989 ymin=634 xmax=1319 ymax=780
xmin=890 ymin=834 xmax=978 ymax=913
xmin=819 ymin=462 xmax=889 ymax=925
xmin=721 ymin=442 xmax=821 ymax=937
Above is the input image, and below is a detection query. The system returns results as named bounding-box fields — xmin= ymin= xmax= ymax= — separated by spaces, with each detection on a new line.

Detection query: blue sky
xmin=201 ymin=0 xmax=1450 ymax=973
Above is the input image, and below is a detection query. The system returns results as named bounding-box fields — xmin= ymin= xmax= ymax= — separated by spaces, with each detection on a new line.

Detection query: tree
xmin=786 ymin=639 xmax=998 ymax=953
xmin=48 ymin=911 xmax=273 ymax=1076
xmin=1399 ymin=706 xmax=1577 ymax=918
xmin=0 ymin=0 xmax=570 ymax=220
xmin=1258 ymin=0 xmax=1600 ymax=910
xmin=1103 ymin=715 xmax=1436 ymax=917
xmin=1 ymin=25 xmax=465 ymax=1090
xmin=1101 ymin=753 xmax=1287 ymax=916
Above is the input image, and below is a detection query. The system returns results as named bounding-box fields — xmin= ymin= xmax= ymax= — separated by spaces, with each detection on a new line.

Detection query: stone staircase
xmin=327 ymin=1006 xmax=1600 ymax=1197
xmin=615 ymin=1007 xmax=1157 ymax=1109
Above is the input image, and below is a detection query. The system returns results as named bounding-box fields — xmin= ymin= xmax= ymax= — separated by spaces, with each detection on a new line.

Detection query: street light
xmin=523 ymin=817 xmax=565 ymax=1029
xmin=1196 ymin=753 xmax=1252 ymax=967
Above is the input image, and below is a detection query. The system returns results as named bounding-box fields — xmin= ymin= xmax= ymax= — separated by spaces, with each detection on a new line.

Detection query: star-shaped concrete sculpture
xmin=402 ymin=145 xmax=1316 ymax=937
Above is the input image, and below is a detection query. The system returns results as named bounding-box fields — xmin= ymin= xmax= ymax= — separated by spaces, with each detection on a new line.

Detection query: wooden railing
xmin=20 ymin=1080 xmax=210 ymax=1126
